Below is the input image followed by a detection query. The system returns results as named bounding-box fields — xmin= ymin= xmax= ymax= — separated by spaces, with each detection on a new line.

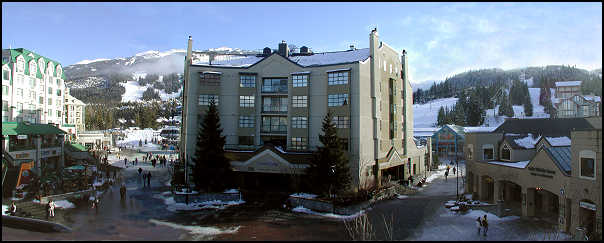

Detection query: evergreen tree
xmin=437 ymin=107 xmax=445 ymax=126
xmin=306 ymin=112 xmax=351 ymax=196
xmin=524 ymin=96 xmax=533 ymax=117
xmin=500 ymin=95 xmax=515 ymax=117
xmin=454 ymin=100 xmax=466 ymax=126
xmin=191 ymin=99 xmax=231 ymax=192
xmin=466 ymin=91 xmax=484 ymax=126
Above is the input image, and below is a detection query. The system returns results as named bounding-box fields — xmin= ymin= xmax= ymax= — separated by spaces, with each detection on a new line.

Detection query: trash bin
xmin=575 ymin=227 xmax=586 ymax=241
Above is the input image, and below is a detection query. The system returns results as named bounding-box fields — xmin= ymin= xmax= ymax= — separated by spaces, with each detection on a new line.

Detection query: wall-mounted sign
xmin=580 ymin=201 xmax=596 ymax=211
xmin=17 ymin=135 xmax=28 ymax=139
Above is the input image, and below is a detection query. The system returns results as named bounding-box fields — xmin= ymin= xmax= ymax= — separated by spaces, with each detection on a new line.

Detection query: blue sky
xmin=2 ymin=2 xmax=601 ymax=84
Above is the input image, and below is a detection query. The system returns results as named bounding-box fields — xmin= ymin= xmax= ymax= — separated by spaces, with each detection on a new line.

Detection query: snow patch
xmin=397 ymin=194 xmax=409 ymax=199
xmin=413 ymin=97 xmax=458 ymax=128
xmin=487 ymin=160 xmax=530 ymax=169
xmin=75 ymin=58 xmax=111 ymax=65
xmin=2 ymin=205 xmax=8 ymax=215
xmin=149 ymin=219 xmax=240 ymax=241
xmin=290 ymin=193 xmax=318 ymax=199
xmin=514 ymin=133 xmax=541 ymax=149
xmin=291 ymin=206 xmax=365 ymax=220
xmin=53 ymin=200 xmax=76 ymax=209
xmin=463 ymin=209 xmax=520 ymax=221
xmin=545 ymin=136 xmax=571 ymax=147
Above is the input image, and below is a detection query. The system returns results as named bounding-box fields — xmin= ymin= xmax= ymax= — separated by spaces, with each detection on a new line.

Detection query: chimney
xmin=349 ymin=44 xmax=356 ymax=51
xmin=401 ymin=49 xmax=408 ymax=82
xmin=278 ymin=40 xmax=289 ymax=57
xmin=186 ymin=36 xmax=192 ymax=65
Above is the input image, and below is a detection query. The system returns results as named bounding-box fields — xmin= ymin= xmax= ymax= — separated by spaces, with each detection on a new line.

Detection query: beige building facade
xmin=465 ymin=117 xmax=601 ymax=238
xmin=63 ymin=88 xmax=86 ymax=137
xmin=181 ymin=30 xmax=431 ymax=192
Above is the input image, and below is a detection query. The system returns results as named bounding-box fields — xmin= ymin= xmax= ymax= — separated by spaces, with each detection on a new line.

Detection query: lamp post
xmin=456 ymin=156 xmax=459 ymax=201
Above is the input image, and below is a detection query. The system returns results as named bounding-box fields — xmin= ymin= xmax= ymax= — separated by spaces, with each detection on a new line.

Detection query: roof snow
xmin=514 ymin=133 xmax=542 ymax=149
xmin=584 ymin=95 xmax=601 ymax=102
xmin=555 ymin=81 xmax=582 ymax=87
xmin=545 ymin=136 xmax=571 ymax=147
xmin=488 ymin=160 xmax=530 ymax=169
xmin=194 ymin=48 xmax=370 ymax=67
xmin=463 ymin=127 xmax=497 ymax=133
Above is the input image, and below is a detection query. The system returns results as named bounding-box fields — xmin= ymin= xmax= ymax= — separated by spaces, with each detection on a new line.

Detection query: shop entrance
xmin=481 ymin=175 xmax=494 ymax=202
xmin=382 ymin=164 xmax=405 ymax=186
xmin=579 ymin=200 xmax=596 ymax=239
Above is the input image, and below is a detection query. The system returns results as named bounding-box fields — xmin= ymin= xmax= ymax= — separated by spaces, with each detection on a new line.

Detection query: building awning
xmin=326 ymin=68 xmax=351 ymax=73
xmin=2 ymin=122 xmax=67 ymax=136
xmin=69 ymin=143 xmax=88 ymax=152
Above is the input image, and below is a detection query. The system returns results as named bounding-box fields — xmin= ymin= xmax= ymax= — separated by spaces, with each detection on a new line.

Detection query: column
xmin=34 ymin=135 xmax=42 ymax=176
xmin=558 ymin=197 xmax=567 ymax=233
xmin=542 ymin=192 xmax=549 ymax=212
xmin=523 ymin=187 xmax=535 ymax=217
xmin=494 ymin=180 xmax=503 ymax=202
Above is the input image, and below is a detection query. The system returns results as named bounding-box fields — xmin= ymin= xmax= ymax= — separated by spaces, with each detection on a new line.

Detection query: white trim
xmin=326 ymin=68 xmax=351 ymax=73
xmin=579 ymin=150 xmax=596 ymax=180
xmin=291 ymin=71 xmax=311 ymax=75
xmin=500 ymin=143 xmax=512 ymax=161
xmin=202 ymin=71 xmax=222 ymax=75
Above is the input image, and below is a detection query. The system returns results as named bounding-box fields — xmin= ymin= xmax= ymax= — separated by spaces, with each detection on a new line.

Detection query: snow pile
xmin=514 ymin=134 xmax=541 ymax=149
xmin=413 ymin=97 xmax=459 ymax=128
xmin=397 ymin=194 xmax=409 ymax=199
xmin=545 ymin=136 xmax=571 ymax=147
xmin=555 ymin=81 xmax=582 ymax=87
xmin=53 ymin=200 xmax=76 ymax=209
xmin=223 ymin=189 xmax=239 ymax=193
xmin=166 ymin=199 xmax=245 ymax=212
xmin=149 ymin=219 xmax=240 ymax=241
xmin=488 ymin=160 xmax=530 ymax=169
xmin=291 ymin=206 xmax=365 ymax=220
xmin=2 ymin=205 xmax=8 ymax=215
xmin=290 ymin=193 xmax=318 ymax=199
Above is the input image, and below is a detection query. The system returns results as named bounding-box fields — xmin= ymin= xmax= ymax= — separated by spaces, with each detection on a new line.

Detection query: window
xmin=48 ymin=109 xmax=52 ymax=117
xmin=467 ymin=145 xmax=473 ymax=160
xmin=291 ymin=137 xmax=307 ymax=150
xmin=29 ymin=91 xmax=35 ymax=99
xmin=200 ymin=73 xmax=220 ymax=86
xmin=262 ymin=96 xmax=288 ymax=112
xmin=57 ymin=89 xmax=62 ymax=96
xmin=579 ymin=150 xmax=596 ymax=179
xmin=328 ymin=71 xmax=349 ymax=85
xmin=39 ymin=96 xmax=44 ymax=104
xmin=383 ymin=60 xmax=386 ymax=72
xmin=17 ymin=57 xmax=25 ymax=73
xmin=482 ymin=144 xmax=494 ymax=160
xmin=262 ymin=78 xmax=288 ymax=93
xmin=292 ymin=116 xmax=307 ymax=128
xmin=48 ymin=98 xmax=52 ymax=106
xmin=57 ymin=110 xmax=61 ymax=117
xmin=16 ymin=88 xmax=23 ymax=97
xmin=29 ymin=61 xmax=37 ymax=76
xmin=239 ymin=95 xmax=255 ymax=108
xmin=2 ymin=70 xmax=9 ymax=80
xmin=413 ymin=163 xmax=416 ymax=175
xmin=38 ymin=59 xmax=45 ymax=73
xmin=240 ymin=75 xmax=256 ymax=88
xmin=198 ymin=94 xmax=219 ymax=106
xmin=2 ymin=100 xmax=8 ymax=112
xmin=239 ymin=116 xmax=255 ymax=128
xmin=292 ymin=75 xmax=308 ymax=87
xmin=333 ymin=116 xmax=350 ymax=128
xmin=501 ymin=144 xmax=511 ymax=161
xmin=2 ymin=85 xmax=8 ymax=96
xmin=292 ymin=96 xmax=307 ymax=108
xmin=239 ymin=136 xmax=254 ymax=146
xmin=261 ymin=116 xmax=287 ymax=133
xmin=48 ymin=87 xmax=52 ymax=95
xmin=328 ymin=94 xmax=348 ymax=106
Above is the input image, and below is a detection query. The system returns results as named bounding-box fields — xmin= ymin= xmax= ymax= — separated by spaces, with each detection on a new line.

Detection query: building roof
xmin=463 ymin=126 xmax=498 ymax=133
xmin=225 ymin=144 xmax=313 ymax=165
xmin=493 ymin=118 xmax=595 ymax=137
xmin=583 ymin=95 xmax=601 ymax=103
xmin=543 ymin=146 xmax=571 ymax=176
xmin=555 ymin=81 xmax=582 ymax=87
xmin=2 ymin=122 xmax=67 ymax=135
xmin=413 ymin=127 xmax=438 ymax=137
xmin=193 ymin=48 xmax=370 ymax=68
xmin=2 ymin=48 xmax=66 ymax=80
xmin=544 ymin=136 xmax=571 ymax=147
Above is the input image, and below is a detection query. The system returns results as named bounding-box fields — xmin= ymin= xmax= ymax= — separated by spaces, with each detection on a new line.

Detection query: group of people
xmin=476 ymin=214 xmax=489 ymax=236
xmin=444 ymin=164 xmax=457 ymax=181
xmin=138 ymin=167 xmax=153 ymax=187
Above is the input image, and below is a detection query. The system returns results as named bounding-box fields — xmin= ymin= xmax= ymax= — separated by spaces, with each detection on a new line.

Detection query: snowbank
xmin=292 ymin=206 xmax=365 ymax=220
xmin=149 ymin=219 xmax=240 ymax=241
xmin=426 ymin=169 xmax=446 ymax=183
xmin=154 ymin=192 xmax=244 ymax=212
xmin=290 ymin=193 xmax=318 ymax=199
xmin=2 ymin=205 xmax=8 ymax=215
xmin=53 ymin=200 xmax=76 ymax=209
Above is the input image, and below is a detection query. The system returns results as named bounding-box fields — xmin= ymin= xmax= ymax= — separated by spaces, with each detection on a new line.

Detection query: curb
xmin=2 ymin=215 xmax=72 ymax=233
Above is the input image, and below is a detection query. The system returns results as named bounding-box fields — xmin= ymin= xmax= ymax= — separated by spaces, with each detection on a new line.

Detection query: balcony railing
xmin=262 ymin=105 xmax=288 ymax=113
xmin=261 ymin=85 xmax=288 ymax=93
xmin=261 ymin=125 xmax=287 ymax=134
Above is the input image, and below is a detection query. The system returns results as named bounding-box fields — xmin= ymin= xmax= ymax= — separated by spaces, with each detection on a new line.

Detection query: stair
xmin=12 ymin=201 xmax=50 ymax=220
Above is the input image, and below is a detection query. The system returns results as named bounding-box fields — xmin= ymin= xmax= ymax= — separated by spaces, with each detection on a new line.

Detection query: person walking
xmin=482 ymin=214 xmax=488 ymax=236
xmin=453 ymin=167 xmax=456 ymax=175
xmin=142 ymin=172 xmax=147 ymax=187
xmin=147 ymin=171 xmax=152 ymax=187
xmin=476 ymin=216 xmax=482 ymax=234
xmin=10 ymin=201 xmax=17 ymax=216
xmin=48 ymin=200 xmax=55 ymax=218
xmin=135 ymin=158 xmax=138 ymax=166
xmin=445 ymin=170 xmax=449 ymax=181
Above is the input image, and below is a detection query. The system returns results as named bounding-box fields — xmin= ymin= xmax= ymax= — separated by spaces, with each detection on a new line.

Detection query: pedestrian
xmin=48 ymin=200 xmax=55 ymax=218
xmin=10 ymin=201 xmax=17 ymax=216
xmin=482 ymin=214 xmax=488 ymax=236
xmin=135 ymin=158 xmax=138 ymax=166
xmin=120 ymin=183 xmax=126 ymax=199
xmin=142 ymin=172 xmax=147 ymax=187
xmin=445 ymin=171 xmax=449 ymax=181
xmin=453 ymin=167 xmax=456 ymax=175
xmin=476 ymin=216 xmax=482 ymax=234
xmin=147 ymin=171 xmax=152 ymax=187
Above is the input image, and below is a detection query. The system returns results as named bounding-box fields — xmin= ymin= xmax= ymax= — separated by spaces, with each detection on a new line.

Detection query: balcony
xmin=262 ymin=105 xmax=288 ymax=114
xmin=261 ymin=85 xmax=288 ymax=93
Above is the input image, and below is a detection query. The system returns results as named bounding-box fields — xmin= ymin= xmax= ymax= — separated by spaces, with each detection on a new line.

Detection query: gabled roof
xmin=193 ymin=48 xmax=370 ymax=68
xmin=225 ymin=144 xmax=313 ymax=165
xmin=493 ymin=118 xmax=595 ymax=137
xmin=2 ymin=122 xmax=67 ymax=135
xmin=543 ymin=146 xmax=571 ymax=176
xmin=2 ymin=48 xmax=66 ymax=79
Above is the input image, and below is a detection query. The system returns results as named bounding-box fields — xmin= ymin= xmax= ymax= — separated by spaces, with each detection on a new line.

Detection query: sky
xmin=2 ymin=2 xmax=602 ymax=85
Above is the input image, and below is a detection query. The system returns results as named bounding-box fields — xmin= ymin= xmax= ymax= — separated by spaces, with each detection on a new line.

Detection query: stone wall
xmin=40 ymin=188 xmax=94 ymax=204
xmin=287 ymin=196 xmax=372 ymax=215
xmin=173 ymin=192 xmax=241 ymax=203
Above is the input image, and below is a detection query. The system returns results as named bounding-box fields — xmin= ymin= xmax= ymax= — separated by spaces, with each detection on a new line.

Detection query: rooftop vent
xmin=263 ymin=47 xmax=272 ymax=56
xmin=349 ymin=44 xmax=356 ymax=51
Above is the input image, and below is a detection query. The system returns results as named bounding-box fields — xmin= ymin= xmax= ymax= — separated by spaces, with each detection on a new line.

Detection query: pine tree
xmin=524 ymin=96 xmax=533 ymax=117
xmin=191 ymin=99 xmax=232 ymax=192
xmin=306 ymin=112 xmax=351 ymax=196
xmin=437 ymin=107 xmax=445 ymax=126
xmin=454 ymin=101 xmax=466 ymax=126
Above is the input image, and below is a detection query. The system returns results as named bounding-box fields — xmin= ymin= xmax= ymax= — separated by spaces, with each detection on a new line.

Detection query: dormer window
xmin=38 ymin=58 xmax=45 ymax=73
xmin=16 ymin=56 xmax=25 ymax=73
xmin=501 ymin=144 xmax=511 ymax=161
xmin=29 ymin=61 xmax=37 ymax=76
xmin=56 ymin=65 xmax=62 ymax=78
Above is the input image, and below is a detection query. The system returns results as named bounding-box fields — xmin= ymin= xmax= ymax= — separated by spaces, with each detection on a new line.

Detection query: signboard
xmin=15 ymin=153 xmax=30 ymax=159
xmin=580 ymin=201 xmax=596 ymax=211
xmin=16 ymin=161 xmax=34 ymax=187
xmin=17 ymin=135 xmax=28 ymax=139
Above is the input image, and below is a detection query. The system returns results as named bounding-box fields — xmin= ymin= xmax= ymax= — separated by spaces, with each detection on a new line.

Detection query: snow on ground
xmin=291 ymin=206 xmax=365 ymax=220
xmin=413 ymin=97 xmax=458 ymax=128
xmin=2 ymin=204 xmax=8 ymax=215
xmin=290 ymin=193 xmax=318 ymax=199
xmin=157 ymin=87 xmax=182 ymax=101
xmin=397 ymin=194 xmax=409 ymax=199
xmin=116 ymin=128 xmax=160 ymax=148
xmin=53 ymin=200 xmax=76 ymax=209
xmin=120 ymin=81 xmax=151 ymax=103
xmin=149 ymin=219 xmax=240 ymax=241
xmin=426 ymin=168 xmax=447 ymax=183
xmin=223 ymin=189 xmax=239 ymax=193
xmin=483 ymin=88 xmax=550 ymax=128
xmin=153 ymin=192 xmax=245 ymax=212
xmin=461 ymin=209 xmax=520 ymax=221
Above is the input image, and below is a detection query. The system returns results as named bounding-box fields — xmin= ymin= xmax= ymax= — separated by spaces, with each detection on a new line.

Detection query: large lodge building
xmin=181 ymin=29 xmax=432 ymax=192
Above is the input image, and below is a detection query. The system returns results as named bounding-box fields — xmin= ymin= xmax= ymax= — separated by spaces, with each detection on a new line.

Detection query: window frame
xmin=501 ymin=144 xmax=511 ymax=161
xmin=239 ymin=75 xmax=256 ymax=88
xmin=290 ymin=137 xmax=307 ymax=150
xmin=292 ymin=74 xmax=308 ymax=87
xmin=482 ymin=144 xmax=494 ymax=161
xmin=327 ymin=71 xmax=349 ymax=85
xmin=328 ymin=93 xmax=349 ymax=107
xmin=292 ymin=116 xmax=308 ymax=129
xmin=292 ymin=95 xmax=308 ymax=108
xmin=238 ymin=116 xmax=255 ymax=128
xmin=579 ymin=150 xmax=596 ymax=180
xmin=198 ymin=94 xmax=219 ymax=106
xmin=239 ymin=95 xmax=255 ymax=108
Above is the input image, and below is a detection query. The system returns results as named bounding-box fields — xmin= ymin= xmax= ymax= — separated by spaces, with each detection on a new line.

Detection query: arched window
xmin=16 ymin=56 xmax=25 ymax=73
xmin=29 ymin=60 xmax=37 ymax=77
xmin=38 ymin=58 xmax=45 ymax=74
xmin=56 ymin=65 xmax=62 ymax=78
xmin=579 ymin=150 xmax=596 ymax=179
xmin=47 ymin=62 xmax=54 ymax=77
xmin=501 ymin=144 xmax=511 ymax=161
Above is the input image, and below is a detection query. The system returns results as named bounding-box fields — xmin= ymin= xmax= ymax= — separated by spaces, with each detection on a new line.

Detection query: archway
xmin=481 ymin=175 xmax=494 ymax=202
xmin=533 ymin=188 xmax=559 ymax=224
xmin=500 ymin=180 xmax=522 ymax=215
